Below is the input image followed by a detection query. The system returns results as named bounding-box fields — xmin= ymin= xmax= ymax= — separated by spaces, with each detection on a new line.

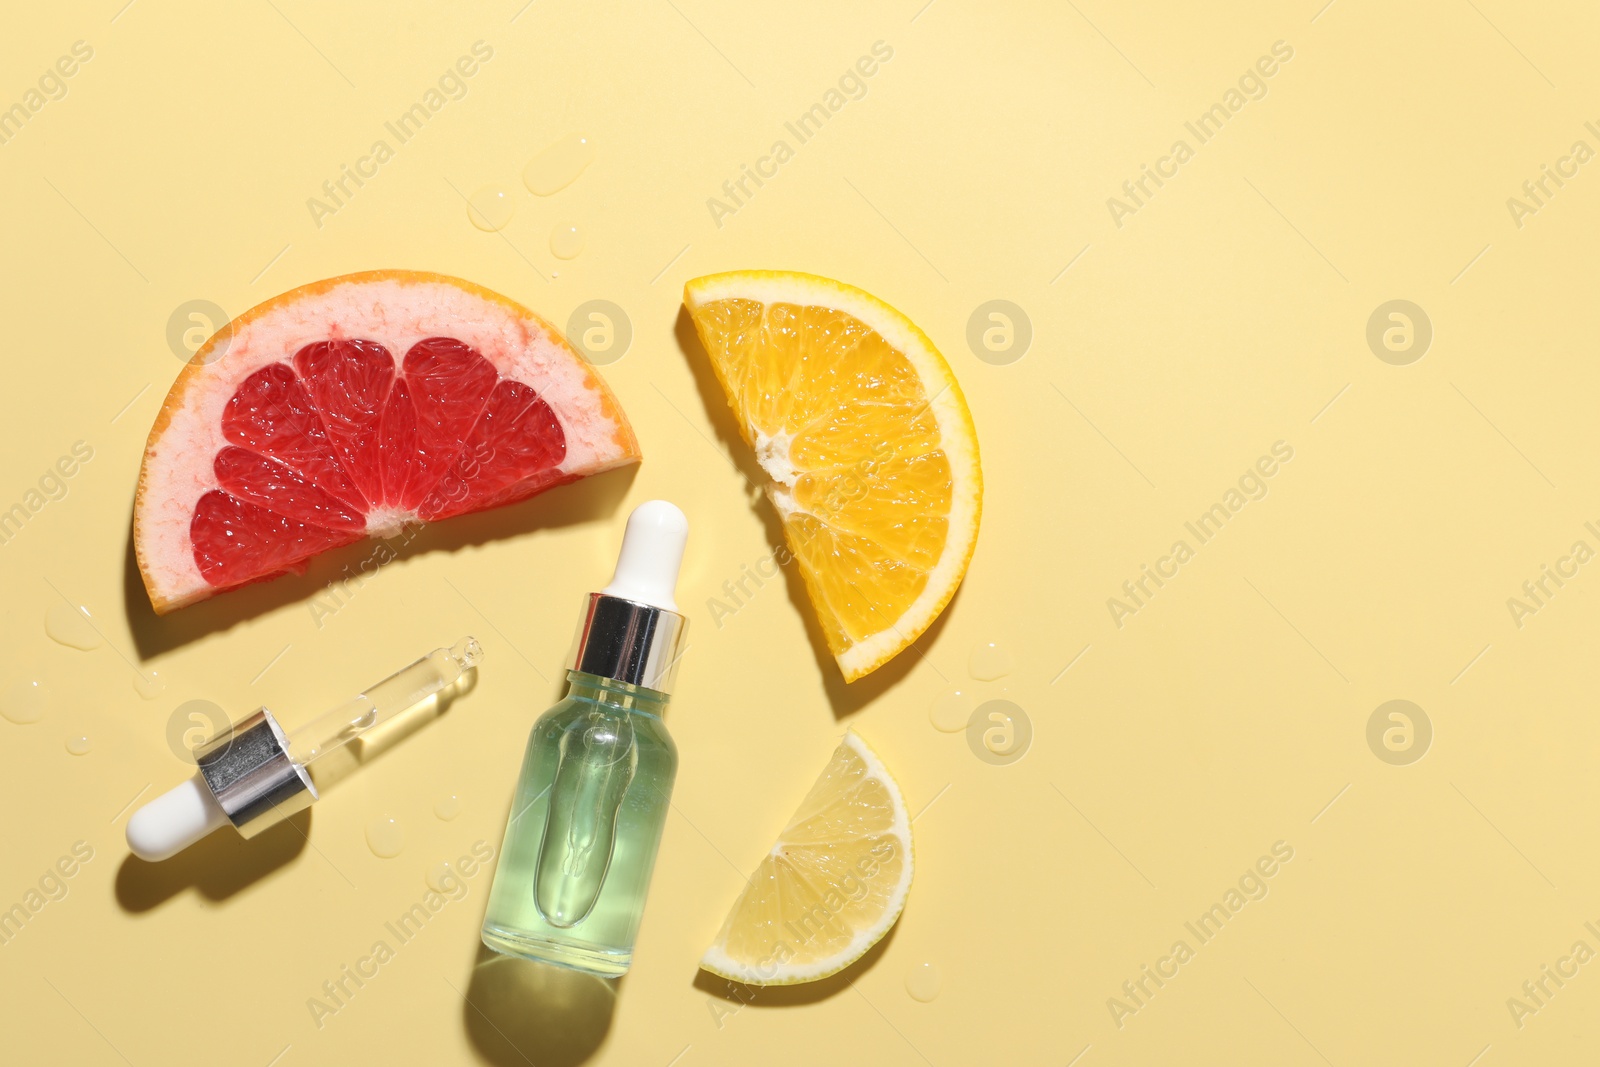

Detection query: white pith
xmin=364 ymin=506 xmax=415 ymax=540
xmin=753 ymin=429 xmax=800 ymax=488
xmin=138 ymin=276 xmax=635 ymax=609
xmin=699 ymin=731 xmax=915 ymax=985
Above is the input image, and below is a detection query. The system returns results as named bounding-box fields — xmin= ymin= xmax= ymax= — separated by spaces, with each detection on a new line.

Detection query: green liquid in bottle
xmin=480 ymin=670 xmax=677 ymax=976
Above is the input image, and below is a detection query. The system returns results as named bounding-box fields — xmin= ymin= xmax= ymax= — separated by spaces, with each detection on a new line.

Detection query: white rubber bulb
xmin=126 ymin=773 xmax=229 ymax=862
xmin=601 ymin=500 xmax=688 ymax=612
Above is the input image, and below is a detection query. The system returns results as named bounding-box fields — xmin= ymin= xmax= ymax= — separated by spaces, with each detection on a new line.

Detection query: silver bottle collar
xmin=569 ymin=592 xmax=688 ymax=695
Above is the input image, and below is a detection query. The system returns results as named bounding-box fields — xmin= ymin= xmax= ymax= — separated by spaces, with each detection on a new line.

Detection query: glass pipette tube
xmin=287 ymin=636 xmax=483 ymax=767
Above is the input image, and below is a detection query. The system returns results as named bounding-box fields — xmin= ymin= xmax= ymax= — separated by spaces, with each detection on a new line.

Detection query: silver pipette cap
xmin=194 ymin=708 xmax=317 ymax=838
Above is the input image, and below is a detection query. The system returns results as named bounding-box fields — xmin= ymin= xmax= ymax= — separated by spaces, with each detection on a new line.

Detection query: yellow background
xmin=2 ymin=1 xmax=1597 ymax=1064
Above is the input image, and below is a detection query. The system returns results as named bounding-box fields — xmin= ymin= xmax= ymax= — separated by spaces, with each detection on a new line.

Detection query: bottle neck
xmin=568 ymin=593 xmax=688 ymax=695
xmin=565 ymin=669 xmax=670 ymax=717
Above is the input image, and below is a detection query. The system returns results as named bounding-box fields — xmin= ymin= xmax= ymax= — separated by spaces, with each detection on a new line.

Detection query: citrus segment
xmin=700 ymin=732 xmax=913 ymax=985
xmin=683 ymin=272 xmax=981 ymax=681
xmin=136 ymin=271 xmax=640 ymax=613
xmin=294 ymin=338 xmax=394 ymax=505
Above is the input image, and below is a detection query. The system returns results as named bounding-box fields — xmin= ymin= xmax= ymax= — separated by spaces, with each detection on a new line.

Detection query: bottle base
xmin=480 ymin=922 xmax=632 ymax=978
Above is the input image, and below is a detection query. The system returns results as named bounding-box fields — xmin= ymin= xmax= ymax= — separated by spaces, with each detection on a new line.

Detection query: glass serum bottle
xmin=481 ymin=501 xmax=689 ymax=976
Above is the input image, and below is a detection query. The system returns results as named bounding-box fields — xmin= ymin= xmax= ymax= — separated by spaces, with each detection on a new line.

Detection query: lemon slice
xmin=684 ymin=271 xmax=982 ymax=681
xmin=700 ymin=731 xmax=913 ymax=985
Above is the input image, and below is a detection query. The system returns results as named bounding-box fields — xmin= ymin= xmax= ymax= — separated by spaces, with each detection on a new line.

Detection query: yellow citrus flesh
xmin=700 ymin=732 xmax=913 ymax=985
xmin=684 ymin=271 xmax=981 ymax=681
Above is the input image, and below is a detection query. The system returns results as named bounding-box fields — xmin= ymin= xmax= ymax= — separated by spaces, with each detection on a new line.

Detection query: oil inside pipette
xmin=291 ymin=637 xmax=482 ymax=791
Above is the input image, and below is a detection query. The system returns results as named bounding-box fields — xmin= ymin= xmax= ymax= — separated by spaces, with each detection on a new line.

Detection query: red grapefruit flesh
xmin=136 ymin=271 xmax=640 ymax=613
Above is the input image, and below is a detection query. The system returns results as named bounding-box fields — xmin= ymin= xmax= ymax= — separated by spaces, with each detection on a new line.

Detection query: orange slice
xmin=684 ymin=271 xmax=981 ymax=681
xmin=135 ymin=270 xmax=639 ymax=613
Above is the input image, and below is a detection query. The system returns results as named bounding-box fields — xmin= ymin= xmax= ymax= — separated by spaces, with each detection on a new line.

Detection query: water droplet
xmin=65 ymin=734 xmax=92 ymax=756
xmin=522 ymin=133 xmax=593 ymax=195
xmin=467 ymin=184 xmax=515 ymax=231
xmin=133 ymin=670 xmax=166 ymax=700
xmin=365 ymin=816 xmax=405 ymax=858
xmin=434 ymin=795 xmax=462 ymax=821
xmin=549 ymin=223 xmax=585 ymax=260
xmin=1 ymin=679 xmax=47 ymax=724
xmin=968 ymin=641 xmax=1012 ymax=681
xmin=425 ymin=861 xmax=455 ymax=892
xmin=905 ymin=962 xmax=941 ymax=1002
xmin=45 ymin=603 xmax=101 ymax=651
xmin=929 ymin=689 xmax=974 ymax=733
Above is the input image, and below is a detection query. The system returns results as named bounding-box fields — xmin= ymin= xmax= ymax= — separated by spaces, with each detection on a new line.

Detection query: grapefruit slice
xmin=135 ymin=271 xmax=639 ymax=613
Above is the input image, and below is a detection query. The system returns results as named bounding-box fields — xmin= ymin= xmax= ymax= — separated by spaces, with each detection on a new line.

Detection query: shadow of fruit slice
xmin=135 ymin=270 xmax=640 ymax=614
xmin=683 ymin=270 xmax=982 ymax=682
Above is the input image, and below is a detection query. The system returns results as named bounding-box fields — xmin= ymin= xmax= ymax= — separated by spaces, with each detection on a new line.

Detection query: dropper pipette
xmin=127 ymin=638 xmax=482 ymax=862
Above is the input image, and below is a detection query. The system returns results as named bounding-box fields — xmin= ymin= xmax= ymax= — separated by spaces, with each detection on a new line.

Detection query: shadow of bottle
xmin=462 ymin=944 xmax=618 ymax=1066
